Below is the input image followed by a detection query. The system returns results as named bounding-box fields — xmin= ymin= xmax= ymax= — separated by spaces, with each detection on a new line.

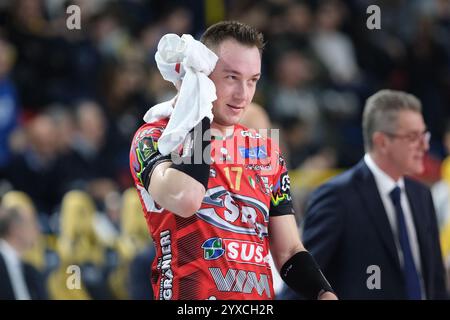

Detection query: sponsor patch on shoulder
xmin=138 ymin=137 xmax=158 ymax=162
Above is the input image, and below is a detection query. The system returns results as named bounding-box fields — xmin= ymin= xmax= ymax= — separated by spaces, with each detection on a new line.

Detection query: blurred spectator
xmin=1 ymin=191 xmax=48 ymax=271
xmin=61 ymin=100 xmax=120 ymax=205
xmin=405 ymin=15 xmax=449 ymax=143
xmin=309 ymin=0 xmax=364 ymax=166
xmin=234 ymin=2 xmax=271 ymax=36
xmin=312 ymin=0 xmax=360 ymax=86
xmin=0 ymin=206 xmax=47 ymax=299
xmin=266 ymin=49 xmax=325 ymax=147
xmin=140 ymin=22 xmax=165 ymax=63
xmin=280 ymin=116 xmax=336 ymax=171
xmin=6 ymin=0 xmax=52 ymax=109
xmin=262 ymin=1 xmax=315 ymax=73
xmin=147 ymin=65 xmax=177 ymax=103
xmin=89 ymin=4 xmax=131 ymax=60
xmin=100 ymin=53 xmax=151 ymax=146
xmin=163 ymin=4 xmax=194 ymax=36
xmin=0 ymin=35 xmax=19 ymax=171
xmin=5 ymin=113 xmax=63 ymax=215
xmin=46 ymin=104 xmax=77 ymax=155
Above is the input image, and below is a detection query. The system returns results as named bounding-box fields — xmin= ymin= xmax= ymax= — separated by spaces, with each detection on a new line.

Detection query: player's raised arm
xmin=133 ymin=33 xmax=218 ymax=218
xmin=148 ymin=118 xmax=211 ymax=218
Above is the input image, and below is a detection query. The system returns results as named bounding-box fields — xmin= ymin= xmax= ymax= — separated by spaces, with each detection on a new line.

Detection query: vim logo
xmin=209 ymin=267 xmax=271 ymax=298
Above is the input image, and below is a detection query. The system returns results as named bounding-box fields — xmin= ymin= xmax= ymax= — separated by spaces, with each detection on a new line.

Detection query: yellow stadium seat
xmin=57 ymin=190 xmax=104 ymax=266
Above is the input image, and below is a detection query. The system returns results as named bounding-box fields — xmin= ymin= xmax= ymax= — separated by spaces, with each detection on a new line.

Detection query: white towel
xmin=144 ymin=33 xmax=218 ymax=156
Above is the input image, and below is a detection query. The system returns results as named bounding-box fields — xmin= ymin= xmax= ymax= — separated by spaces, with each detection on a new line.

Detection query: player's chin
xmin=215 ymin=116 xmax=239 ymax=127
xmin=223 ymin=113 xmax=242 ymax=125
xmin=229 ymin=116 xmax=242 ymax=126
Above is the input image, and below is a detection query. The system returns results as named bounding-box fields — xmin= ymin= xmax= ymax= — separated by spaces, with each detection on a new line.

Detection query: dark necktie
xmin=389 ymin=186 xmax=422 ymax=299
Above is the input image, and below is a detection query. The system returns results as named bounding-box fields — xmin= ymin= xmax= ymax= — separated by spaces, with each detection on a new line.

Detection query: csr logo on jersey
xmin=198 ymin=186 xmax=269 ymax=239
xmin=238 ymin=146 xmax=267 ymax=159
xmin=202 ymin=238 xmax=224 ymax=260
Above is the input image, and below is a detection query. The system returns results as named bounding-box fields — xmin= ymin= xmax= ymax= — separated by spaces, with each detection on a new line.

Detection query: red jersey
xmin=129 ymin=118 xmax=294 ymax=300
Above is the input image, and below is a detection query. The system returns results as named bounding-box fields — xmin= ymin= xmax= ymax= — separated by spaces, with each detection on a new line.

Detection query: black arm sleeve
xmin=280 ymin=251 xmax=335 ymax=300
xmin=169 ymin=117 xmax=211 ymax=190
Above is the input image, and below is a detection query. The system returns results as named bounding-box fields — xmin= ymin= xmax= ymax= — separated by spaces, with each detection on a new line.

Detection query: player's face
xmin=209 ymin=39 xmax=261 ymax=128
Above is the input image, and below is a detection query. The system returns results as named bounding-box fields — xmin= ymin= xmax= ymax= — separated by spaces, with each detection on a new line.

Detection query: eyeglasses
xmin=382 ymin=130 xmax=431 ymax=144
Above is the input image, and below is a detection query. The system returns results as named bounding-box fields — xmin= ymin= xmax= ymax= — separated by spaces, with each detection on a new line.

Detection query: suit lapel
xmin=354 ymin=160 xmax=402 ymax=272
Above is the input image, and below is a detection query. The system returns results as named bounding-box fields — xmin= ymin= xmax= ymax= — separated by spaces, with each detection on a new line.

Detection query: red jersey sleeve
xmin=129 ymin=120 xmax=171 ymax=190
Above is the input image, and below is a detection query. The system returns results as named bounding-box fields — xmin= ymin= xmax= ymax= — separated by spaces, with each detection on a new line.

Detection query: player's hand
xmin=318 ymin=291 xmax=338 ymax=300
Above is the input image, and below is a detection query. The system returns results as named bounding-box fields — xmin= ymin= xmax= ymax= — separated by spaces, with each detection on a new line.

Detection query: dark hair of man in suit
xmin=362 ymin=89 xmax=422 ymax=152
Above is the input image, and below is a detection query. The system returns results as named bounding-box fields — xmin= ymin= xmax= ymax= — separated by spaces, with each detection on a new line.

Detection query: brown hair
xmin=200 ymin=21 xmax=265 ymax=54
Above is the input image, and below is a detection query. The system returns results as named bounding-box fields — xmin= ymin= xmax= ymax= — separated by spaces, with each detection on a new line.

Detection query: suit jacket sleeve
xmin=302 ymin=182 xmax=344 ymax=270
xmin=426 ymin=189 xmax=448 ymax=299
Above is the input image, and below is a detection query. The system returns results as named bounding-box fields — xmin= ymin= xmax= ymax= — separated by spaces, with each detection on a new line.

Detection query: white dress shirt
xmin=0 ymin=239 xmax=31 ymax=300
xmin=364 ymin=154 xmax=425 ymax=298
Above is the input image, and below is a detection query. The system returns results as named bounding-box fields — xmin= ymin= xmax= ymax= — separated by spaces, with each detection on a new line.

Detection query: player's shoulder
xmin=132 ymin=118 xmax=169 ymax=144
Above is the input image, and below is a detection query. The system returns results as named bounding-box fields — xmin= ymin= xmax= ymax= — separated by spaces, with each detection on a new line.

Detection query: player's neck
xmin=211 ymin=123 xmax=235 ymax=139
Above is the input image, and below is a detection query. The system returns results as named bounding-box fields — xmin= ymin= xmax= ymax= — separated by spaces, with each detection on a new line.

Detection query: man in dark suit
xmin=302 ymin=89 xmax=448 ymax=299
xmin=0 ymin=206 xmax=47 ymax=300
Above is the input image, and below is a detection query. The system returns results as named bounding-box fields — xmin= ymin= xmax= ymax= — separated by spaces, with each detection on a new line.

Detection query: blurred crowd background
xmin=0 ymin=0 xmax=449 ymax=299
